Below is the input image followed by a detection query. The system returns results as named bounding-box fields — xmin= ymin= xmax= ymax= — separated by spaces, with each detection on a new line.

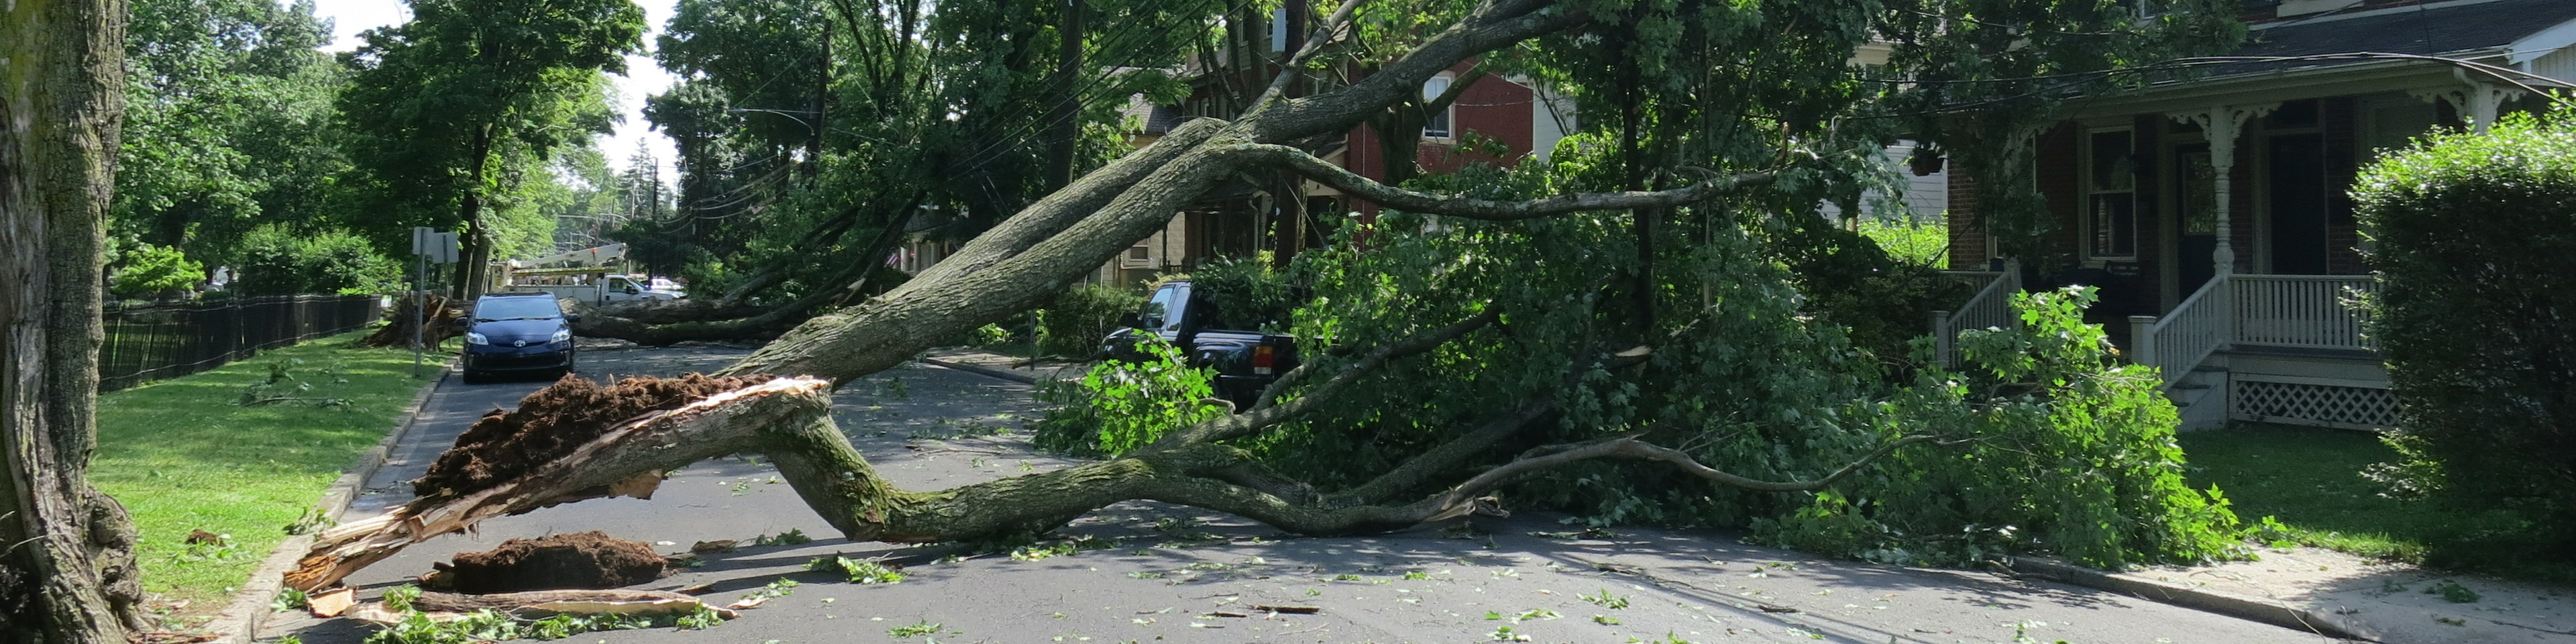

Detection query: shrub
xmin=1856 ymin=217 xmax=1949 ymax=268
xmin=1772 ymin=216 xmax=1970 ymax=365
xmin=2354 ymin=111 xmax=2576 ymax=568
xmin=1038 ymin=284 xmax=1144 ymax=358
xmin=234 ymin=225 xmax=400 ymax=295
xmin=1183 ymin=253 xmax=1299 ymax=332
xmin=109 ymin=242 xmax=205 ymax=300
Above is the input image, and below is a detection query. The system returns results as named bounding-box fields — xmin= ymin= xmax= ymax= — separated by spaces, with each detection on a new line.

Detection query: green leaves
xmin=1031 ymin=340 xmax=1223 ymax=457
xmin=2355 ymin=110 xmax=2576 ymax=570
xmin=337 ymin=0 xmax=643 ymax=246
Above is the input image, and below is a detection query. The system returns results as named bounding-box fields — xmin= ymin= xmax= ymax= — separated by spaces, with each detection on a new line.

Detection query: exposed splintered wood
xmin=286 ymin=378 xmax=828 ymax=592
xmin=413 ymin=374 xmax=775 ymax=500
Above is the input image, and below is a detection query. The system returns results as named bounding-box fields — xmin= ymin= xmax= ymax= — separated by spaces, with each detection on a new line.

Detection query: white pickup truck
xmin=509 ymin=273 xmax=682 ymax=304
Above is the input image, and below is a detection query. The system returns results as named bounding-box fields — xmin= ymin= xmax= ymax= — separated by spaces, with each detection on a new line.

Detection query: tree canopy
xmin=335 ymin=0 xmax=645 ymax=294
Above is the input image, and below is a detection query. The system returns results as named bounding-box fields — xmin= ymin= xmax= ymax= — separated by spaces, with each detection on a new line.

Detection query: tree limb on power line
xmin=1228 ymin=143 xmax=1778 ymax=219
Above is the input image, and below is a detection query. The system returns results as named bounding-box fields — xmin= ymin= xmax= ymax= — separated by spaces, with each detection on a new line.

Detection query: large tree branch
xmin=1133 ymin=306 xmax=1503 ymax=454
xmin=1339 ymin=400 xmax=1554 ymax=504
xmin=288 ymin=378 xmax=1945 ymax=590
xmin=1244 ymin=0 xmax=1580 ymax=143
xmin=1248 ymin=305 xmax=1501 ymax=413
xmin=1244 ymin=0 xmax=1367 ymax=115
xmin=1233 ymin=143 xmax=1777 ymax=219
xmin=1455 ymin=433 xmax=1939 ymax=498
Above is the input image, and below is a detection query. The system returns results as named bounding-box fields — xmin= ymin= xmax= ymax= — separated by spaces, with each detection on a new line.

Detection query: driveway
xmin=266 ymin=346 xmax=2341 ymax=644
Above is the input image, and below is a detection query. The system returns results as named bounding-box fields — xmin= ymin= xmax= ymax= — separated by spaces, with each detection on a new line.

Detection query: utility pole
xmin=808 ymin=18 xmax=830 ymax=184
xmin=1044 ymin=0 xmax=1085 ymax=189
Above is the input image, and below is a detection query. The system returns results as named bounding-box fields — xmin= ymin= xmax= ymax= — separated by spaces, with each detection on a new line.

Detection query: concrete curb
xmin=917 ymin=356 xmax=1040 ymax=384
xmin=2004 ymin=557 xmax=2379 ymax=641
xmin=205 ymin=360 xmax=452 ymax=644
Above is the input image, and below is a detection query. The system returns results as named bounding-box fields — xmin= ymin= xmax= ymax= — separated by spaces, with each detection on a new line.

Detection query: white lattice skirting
xmin=2230 ymin=380 xmax=2402 ymax=430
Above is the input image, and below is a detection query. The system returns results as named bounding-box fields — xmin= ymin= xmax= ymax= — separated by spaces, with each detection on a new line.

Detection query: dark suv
xmin=458 ymin=292 xmax=578 ymax=382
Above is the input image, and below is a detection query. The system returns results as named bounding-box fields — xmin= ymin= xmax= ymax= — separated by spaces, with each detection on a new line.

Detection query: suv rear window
xmin=474 ymin=296 xmax=562 ymax=321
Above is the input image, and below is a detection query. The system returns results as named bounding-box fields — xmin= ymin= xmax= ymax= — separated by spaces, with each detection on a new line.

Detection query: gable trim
xmin=2250 ymin=0 xmax=2513 ymax=30
xmin=2507 ymin=18 xmax=2576 ymax=64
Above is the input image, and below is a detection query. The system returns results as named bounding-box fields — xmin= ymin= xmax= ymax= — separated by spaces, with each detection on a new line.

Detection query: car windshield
xmin=474 ymin=297 xmax=561 ymax=321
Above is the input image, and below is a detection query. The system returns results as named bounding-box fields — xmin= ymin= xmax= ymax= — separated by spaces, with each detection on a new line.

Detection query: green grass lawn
xmin=2179 ymin=423 xmax=2443 ymax=562
xmin=91 ymin=329 xmax=439 ymax=625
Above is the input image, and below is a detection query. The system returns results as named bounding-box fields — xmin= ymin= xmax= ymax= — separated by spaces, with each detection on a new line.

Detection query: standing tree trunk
xmin=1043 ymin=0 xmax=1084 ymax=191
xmin=453 ymin=127 xmax=496 ymax=300
xmin=0 ymin=0 xmax=150 ymax=641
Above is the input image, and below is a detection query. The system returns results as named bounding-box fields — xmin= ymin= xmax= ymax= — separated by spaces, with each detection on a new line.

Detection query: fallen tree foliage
xmin=282 ymin=0 xmax=2261 ymax=596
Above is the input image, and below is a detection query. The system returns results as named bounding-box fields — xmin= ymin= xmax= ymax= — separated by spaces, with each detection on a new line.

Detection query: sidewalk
xmin=916 ymin=347 xmax=1090 ymax=384
xmin=2015 ymin=545 xmax=2576 ymax=643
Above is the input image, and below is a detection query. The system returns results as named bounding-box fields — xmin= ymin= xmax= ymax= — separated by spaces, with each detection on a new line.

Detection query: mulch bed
xmin=412 ymin=374 xmax=774 ymax=499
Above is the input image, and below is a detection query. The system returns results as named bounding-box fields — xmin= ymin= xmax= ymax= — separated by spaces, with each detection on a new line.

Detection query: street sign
xmin=413 ymin=227 xmax=460 ymax=264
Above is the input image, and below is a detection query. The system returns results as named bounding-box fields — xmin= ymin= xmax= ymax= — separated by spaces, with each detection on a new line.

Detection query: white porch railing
xmin=1929 ymin=264 xmax=2021 ymax=367
xmin=2232 ymin=274 xmax=2379 ymax=350
xmin=2129 ymin=273 xmax=2379 ymax=386
xmin=2135 ymin=276 xmax=2231 ymax=387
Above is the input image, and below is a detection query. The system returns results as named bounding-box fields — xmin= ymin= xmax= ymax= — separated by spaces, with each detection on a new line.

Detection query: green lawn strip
xmin=91 ymin=329 xmax=438 ymax=624
xmin=2178 ymin=423 xmax=2440 ymax=562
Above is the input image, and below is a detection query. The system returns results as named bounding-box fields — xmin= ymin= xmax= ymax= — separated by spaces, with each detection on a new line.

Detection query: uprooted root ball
xmin=435 ymin=531 xmax=667 ymax=594
xmin=413 ymin=373 xmax=775 ymax=499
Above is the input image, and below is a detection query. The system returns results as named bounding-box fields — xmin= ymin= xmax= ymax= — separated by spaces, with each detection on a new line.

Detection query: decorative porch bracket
xmin=2167 ymin=103 xmax=2276 ymax=281
xmin=2410 ymin=81 xmax=2526 ymax=133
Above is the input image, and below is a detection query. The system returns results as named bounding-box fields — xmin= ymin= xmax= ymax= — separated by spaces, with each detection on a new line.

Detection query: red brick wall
xmin=1947 ymin=171 xmax=1986 ymax=269
xmin=2132 ymin=114 xmax=2164 ymax=283
xmin=1341 ymin=64 xmax=1535 ymax=221
xmin=1419 ymin=74 xmax=1535 ymax=174
xmin=2323 ymin=97 xmax=2367 ymax=275
xmin=2226 ymin=126 xmax=2257 ymax=274
xmin=2036 ymin=123 xmax=2082 ymax=267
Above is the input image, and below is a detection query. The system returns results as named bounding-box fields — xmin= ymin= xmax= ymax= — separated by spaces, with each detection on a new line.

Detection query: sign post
xmin=411 ymin=228 xmax=458 ymax=378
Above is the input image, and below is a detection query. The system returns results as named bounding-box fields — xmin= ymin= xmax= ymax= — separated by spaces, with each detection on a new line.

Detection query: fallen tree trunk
xmin=288 ymin=374 xmax=1923 ymax=592
xmin=355 ymin=293 xmax=464 ymax=349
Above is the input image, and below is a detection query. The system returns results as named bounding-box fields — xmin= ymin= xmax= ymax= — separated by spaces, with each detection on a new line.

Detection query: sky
xmin=308 ymin=0 xmax=682 ymax=184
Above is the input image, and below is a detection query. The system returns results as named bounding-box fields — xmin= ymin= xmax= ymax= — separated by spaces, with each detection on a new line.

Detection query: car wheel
xmin=458 ymin=370 xmax=482 ymax=384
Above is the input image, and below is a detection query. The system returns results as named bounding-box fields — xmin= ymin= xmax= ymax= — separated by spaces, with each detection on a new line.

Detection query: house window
xmin=1126 ymin=246 xmax=1151 ymax=262
xmin=1421 ymin=74 xmax=1454 ymax=140
xmin=2086 ymin=129 xmax=2138 ymax=258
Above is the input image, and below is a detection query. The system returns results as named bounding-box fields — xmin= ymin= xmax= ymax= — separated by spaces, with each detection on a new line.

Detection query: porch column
xmin=2170 ymin=103 xmax=2277 ymax=278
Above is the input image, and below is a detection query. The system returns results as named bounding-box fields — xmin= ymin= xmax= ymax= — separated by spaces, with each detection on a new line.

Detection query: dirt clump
xmin=413 ymin=373 xmax=775 ymax=499
xmin=437 ymin=531 xmax=667 ymax=594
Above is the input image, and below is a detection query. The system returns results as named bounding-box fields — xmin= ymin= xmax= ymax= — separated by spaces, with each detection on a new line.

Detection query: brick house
xmin=1937 ymin=0 xmax=2576 ymax=429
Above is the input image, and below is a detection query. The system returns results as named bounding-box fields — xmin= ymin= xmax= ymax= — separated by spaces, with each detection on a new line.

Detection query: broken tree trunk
xmin=356 ymin=292 xmax=464 ymax=349
xmin=288 ymin=372 xmax=1919 ymax=592
xmin=284 ymin=378 xmax=1490 ymax=592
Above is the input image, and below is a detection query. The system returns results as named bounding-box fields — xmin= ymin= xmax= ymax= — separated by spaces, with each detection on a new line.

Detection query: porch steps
xmin=2167 ymin=364 xmax=2231 ymax=431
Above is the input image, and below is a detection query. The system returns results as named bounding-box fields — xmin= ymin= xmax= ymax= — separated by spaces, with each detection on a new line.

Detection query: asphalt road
xmin=268 ymin=346 xmax=2345 ymax=644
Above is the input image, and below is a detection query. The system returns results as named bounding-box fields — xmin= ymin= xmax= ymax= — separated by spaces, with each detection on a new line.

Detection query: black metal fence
xmin=99 ymin=294 xmax=382 ymax=391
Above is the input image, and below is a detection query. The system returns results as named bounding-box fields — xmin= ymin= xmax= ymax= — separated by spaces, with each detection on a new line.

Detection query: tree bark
xmin=288 ymin=376 xmax=1929 ymax=592
xmin=0 ymin=0 xmax=149 ymax=640
xmin=453 ymin=126 xmax=496 ymax=300
xmin=721 ymin=1 xmax=1581 ymax=382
